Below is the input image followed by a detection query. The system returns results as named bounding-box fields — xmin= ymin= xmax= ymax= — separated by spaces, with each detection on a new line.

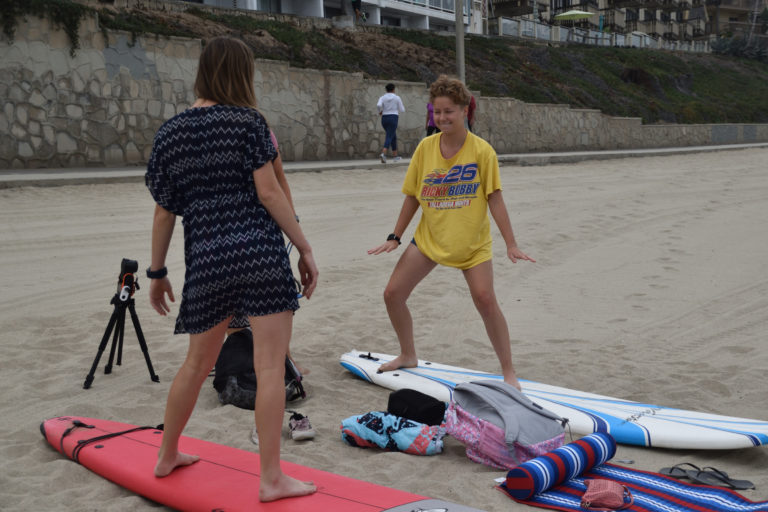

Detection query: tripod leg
xmin=128 ymin=301 xmax=160 ymax=383
xmin=84 ymin=307 xmax=119 ymax=389
xmin=117 ymin=306 xmax=126 ymax=367
xmin=105 ymin=305 xmax=125 ymax=374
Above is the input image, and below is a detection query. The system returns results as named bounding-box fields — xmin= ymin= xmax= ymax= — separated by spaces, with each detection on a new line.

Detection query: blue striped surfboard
xmin=340 ymin=350 xmax=768 ymax=450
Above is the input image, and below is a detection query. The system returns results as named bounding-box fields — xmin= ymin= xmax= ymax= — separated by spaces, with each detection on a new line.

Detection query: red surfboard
xmin=41 ymin=415 xmax=484 ymax=512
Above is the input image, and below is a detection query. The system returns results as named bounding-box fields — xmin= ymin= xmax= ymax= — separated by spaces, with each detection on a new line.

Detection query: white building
xmin=198 ymin=0 xmax=488 ymax=34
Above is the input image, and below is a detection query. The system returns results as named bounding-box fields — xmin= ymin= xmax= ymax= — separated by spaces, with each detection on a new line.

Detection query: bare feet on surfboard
xmin=377 ymin=354 xmax=418 ymax=374
xmin=260 ymin=474 xmax=317 ymax=502
xmin=154 ymin=452 xmax=200 ymax=477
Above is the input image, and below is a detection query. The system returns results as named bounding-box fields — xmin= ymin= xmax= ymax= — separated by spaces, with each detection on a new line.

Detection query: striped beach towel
xmin=500 ymin=433 xmax=768 ymax=512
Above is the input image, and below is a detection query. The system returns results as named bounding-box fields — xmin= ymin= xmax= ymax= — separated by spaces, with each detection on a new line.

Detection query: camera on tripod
xmin=84 ymin=258 xmax=159 ymax=389
xmin=118 ymin=258 xmax=139 ymax=302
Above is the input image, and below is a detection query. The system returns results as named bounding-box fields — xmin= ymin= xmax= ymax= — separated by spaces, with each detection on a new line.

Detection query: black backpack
xmin=387 ymin=388 xmax=447 ymax=426
xmin=212 ymin=329 xmax=305 ymax=410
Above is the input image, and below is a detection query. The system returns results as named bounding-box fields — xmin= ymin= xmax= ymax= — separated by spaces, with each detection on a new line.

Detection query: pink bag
xmin=445 ymin=401 xmax=564 ymax=470
xmin=580 ymin=479 xmax=634 ymax=511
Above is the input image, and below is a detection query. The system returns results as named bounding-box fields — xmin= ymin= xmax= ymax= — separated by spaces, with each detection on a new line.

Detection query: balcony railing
xmin=714 ymin=0 xmax=754 ymax=10
xmin=389 ymin=0 xmax=455 ymax=13
xmin=679 ymin=21 xmax=694 ymax=38
xmin=660 ymin=20 xmax=679 ymax=37
xmin=570 ymin=0 xmax=600 ymax=7
xmin=631 ymin=0 xmax=663 ymax=9
xmin=490 ymin=15 xmax=712 ymax=52
xmin=638 ymin=19 xmax=659 ymax=34
xmin=608 ymin=0 xmax=646 ymax=8
xmin=492 ymin=0 xmax=533 ymax=17
xmin=603 ymin=8 xmax=628 ymax=28
xmin=724 ymin=20 xmax=760 ymax=34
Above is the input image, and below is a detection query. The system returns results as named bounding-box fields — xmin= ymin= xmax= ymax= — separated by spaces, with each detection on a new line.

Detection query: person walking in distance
xmin=351 ymin=0 xmax=366 ymax=22
xmin=377 ymin=83 xmax=405 ymax=163
xmin=145 ymin=36 xmax=318 ymax=502
xmin=368 ymin=75 xmax=534 ymax=390
xmin=425 ymin=102 xmax=440 ymax=137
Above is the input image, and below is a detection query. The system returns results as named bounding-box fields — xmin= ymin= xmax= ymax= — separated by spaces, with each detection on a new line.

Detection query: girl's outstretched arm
xmin=149 ymin=204 xmax=176 ymax=315
xmin=488 ymin=190 xmax=535 ymax=263
xmin=368 ymin=195 xmax=420 ymax=255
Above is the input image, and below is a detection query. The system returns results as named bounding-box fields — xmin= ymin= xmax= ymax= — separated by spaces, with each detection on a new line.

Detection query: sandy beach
xmin=1 ymin=147 xmax=767 ymax=511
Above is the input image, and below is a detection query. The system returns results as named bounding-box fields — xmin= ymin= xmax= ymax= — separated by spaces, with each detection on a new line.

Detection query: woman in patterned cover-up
xmin=145 ymin=37 xmax=318 ymax=502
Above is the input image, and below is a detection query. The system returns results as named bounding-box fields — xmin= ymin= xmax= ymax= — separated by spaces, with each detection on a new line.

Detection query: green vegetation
xmin=5 ymin=1 xmax=768 ymax=124
xmin=1 ymin=0 xmax=91 ymax=56
xmin=382 ymin=27 xmax=455 ymax=51
xmin=711 ymin=36 xmax=768 ymax=62
xmin=460 ymin=42 xmax=768 ymax=123
xmin=188 ymin=8 xmax=308 ymax=55
xmin=187 ymin=8 xmax=342 ymax=68
xmin=98 ymin=9 xmax=198 ymax=46
xmin=1 ymin=0 xmax=195 ymax=54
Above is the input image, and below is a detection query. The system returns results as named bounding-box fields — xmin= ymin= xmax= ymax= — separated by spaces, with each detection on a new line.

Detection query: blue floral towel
xmin=341 ymin=411 xmax=446 ymax=455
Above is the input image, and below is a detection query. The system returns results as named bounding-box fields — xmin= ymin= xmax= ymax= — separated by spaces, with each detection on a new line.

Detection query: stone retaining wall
xmin=1 ymin=12 xmax=767 ymax=169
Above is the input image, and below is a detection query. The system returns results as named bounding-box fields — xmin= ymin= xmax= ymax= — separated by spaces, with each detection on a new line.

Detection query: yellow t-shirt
xmin=402 ymin=132 xmax=501 ymax=269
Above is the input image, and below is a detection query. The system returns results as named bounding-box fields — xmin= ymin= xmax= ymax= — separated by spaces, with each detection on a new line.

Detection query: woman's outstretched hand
xmin=149 ymin=277 xmax=175 ymax=315
xmin=297 ymin=250 xmax=319 ymax=299
xmin=507 ymin=246 xmax=535 ymax=263
xmin=368 ymin=240 xmax=400 ymax=255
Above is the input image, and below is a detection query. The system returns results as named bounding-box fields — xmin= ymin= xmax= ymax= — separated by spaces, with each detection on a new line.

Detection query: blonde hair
xmin=429 ymin=75 xmax=471 ymax=107
xmin=194 ymin=37 xmax=258 ymax=108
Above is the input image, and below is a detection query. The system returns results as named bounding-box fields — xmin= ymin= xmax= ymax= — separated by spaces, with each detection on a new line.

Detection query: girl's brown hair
xmin=194 ymin=37 xmax=258 ymax=108
xmin=429 ymin=75 xmax=471 ymax=106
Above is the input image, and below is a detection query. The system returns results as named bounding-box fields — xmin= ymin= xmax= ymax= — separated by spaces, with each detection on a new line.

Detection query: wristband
xmin=146 ymin=266 xmax=168 ymax=279
xmin=386 ymin=233 xmax=401 ymax=245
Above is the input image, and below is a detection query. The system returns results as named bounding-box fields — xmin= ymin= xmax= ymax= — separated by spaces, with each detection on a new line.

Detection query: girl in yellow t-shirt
xmin=368 ymin=75 xmax=534 ymax=390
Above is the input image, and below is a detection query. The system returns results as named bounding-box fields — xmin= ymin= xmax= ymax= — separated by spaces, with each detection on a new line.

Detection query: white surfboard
xmin=340 ymin=350 xmax=768 ymax=450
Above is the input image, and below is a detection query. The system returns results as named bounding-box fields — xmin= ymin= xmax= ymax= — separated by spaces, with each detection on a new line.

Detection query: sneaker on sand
xmin=392 ymin=156 xmax=402 ymax=162
xmin=288 ymin=411 xmax=316 ymax=441
xmin=380 ymin=153 xmax=387 ymax=163
xmin=250 ymin=425 xmax=259 ymax=446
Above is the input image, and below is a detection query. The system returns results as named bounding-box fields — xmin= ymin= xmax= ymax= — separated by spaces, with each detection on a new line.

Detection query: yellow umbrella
xmin=554 ymin=9 xmax=594 ymax=20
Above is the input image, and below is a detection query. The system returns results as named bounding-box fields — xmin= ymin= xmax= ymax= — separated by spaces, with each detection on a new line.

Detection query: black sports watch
xmin=146 ymin=266 xmax=168 ymax=279
xmin=387 ymin=233 xmax=402 ymax=245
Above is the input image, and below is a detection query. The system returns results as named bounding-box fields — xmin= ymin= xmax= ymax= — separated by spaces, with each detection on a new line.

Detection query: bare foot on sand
xmin=154 ymin=452 xmax=200 ymax=477
xmin=260 ymin=474 xmax=317 ymax=502
xmin=377 ymin=354 xmax=418 ymax=373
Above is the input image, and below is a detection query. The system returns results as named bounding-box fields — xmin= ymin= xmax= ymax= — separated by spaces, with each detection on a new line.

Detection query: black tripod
xmin=84 ymin=263 xmax=160 ymax=389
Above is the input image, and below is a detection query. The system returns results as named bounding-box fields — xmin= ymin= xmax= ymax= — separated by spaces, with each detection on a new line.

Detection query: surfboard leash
xmin=61 ymin=421 xmax=164 ymax=464
xmin=59 ymin=420 xmax=93 ymax=457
